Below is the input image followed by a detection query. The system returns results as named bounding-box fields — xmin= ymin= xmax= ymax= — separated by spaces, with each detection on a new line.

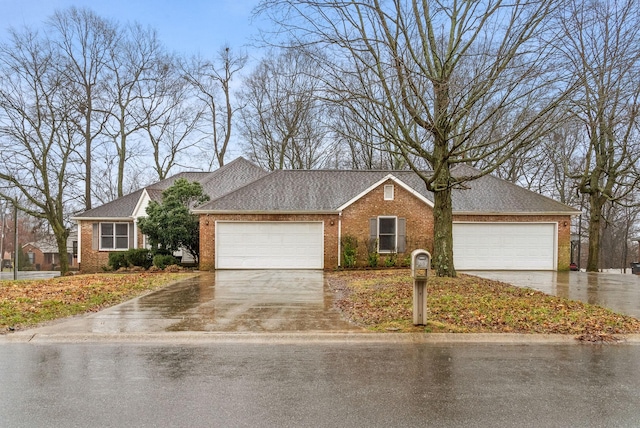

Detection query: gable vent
xmin=384 ymin=184 xmax=394 ymax=200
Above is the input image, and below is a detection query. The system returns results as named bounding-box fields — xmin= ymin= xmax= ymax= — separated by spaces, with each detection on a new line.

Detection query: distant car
xmin=569 ymin=262 xmax=579 ymax=271
xmin=1 ymin=260 xmax=12 ymax=269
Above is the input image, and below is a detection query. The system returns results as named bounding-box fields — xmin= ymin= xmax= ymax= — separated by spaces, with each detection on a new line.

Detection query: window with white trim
xmin=100 ymin=222 xmax=129 ymax=250
xmin=378 ymin=216 xmax=397 ymax=252
xmin=384 ymin=184 xmax=394 ymax=200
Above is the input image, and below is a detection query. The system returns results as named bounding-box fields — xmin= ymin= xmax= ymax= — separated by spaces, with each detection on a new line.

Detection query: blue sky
xmin=0 ymin=0 xmax=263 ymax=58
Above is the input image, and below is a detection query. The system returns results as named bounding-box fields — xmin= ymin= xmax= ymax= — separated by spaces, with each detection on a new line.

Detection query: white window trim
xmin=377 ymin=216 xmax=397 ymax=253
xmin=384 ymin=184 xmax=394 ymax=200
xmin=99 ymin=222 xmax=130 ymax=251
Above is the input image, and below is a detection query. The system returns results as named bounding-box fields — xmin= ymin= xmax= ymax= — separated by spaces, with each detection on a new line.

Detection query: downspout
xmin=76 ymin=220 xmax=81 ymax=265
xmin=338 ymin=212 xmax=342 ymax=267
xmin=133 ymin=217 xmax=138 ymax=248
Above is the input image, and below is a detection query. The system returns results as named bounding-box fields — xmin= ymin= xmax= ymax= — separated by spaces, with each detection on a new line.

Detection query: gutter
xmin=338 ymin=212 xmax=342 ymax=267
xmin=70 ymin=216 xmax=134 ymax=222
xmin=191 ymin=209 xmax=339 ymax=215
xmin=452 ymin=211 xmax=581 ymax=216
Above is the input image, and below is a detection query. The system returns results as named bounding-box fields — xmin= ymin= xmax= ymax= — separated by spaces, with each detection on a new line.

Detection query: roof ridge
xmin=274 ymin=168 xmax=434 ymax=173
xmin=205 ymin=168 xmax=281 ymax=204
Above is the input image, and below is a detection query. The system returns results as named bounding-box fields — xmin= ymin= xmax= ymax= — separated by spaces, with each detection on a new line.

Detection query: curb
xmin=3 ymin=332 xmax=640 ymax=345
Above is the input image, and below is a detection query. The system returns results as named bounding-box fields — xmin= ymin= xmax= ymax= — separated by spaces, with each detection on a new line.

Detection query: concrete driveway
xmin=20 ymin=270 xmax=364 ymax=335
xmin=466 ymin=271 xmax=640 ymax=318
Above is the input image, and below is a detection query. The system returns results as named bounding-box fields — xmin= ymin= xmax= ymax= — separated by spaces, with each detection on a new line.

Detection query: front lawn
xmin=0 ymin=272 xmax=194 ymax=332
xmin=327 ymin=270 xmax=640 ymax=339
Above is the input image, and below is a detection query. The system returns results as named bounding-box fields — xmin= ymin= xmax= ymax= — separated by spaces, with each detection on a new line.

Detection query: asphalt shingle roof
xmin=74 ymin=157 xmax=268 ymax=219
xmin=75 ymin=157 xmax=577 ymax=219
xmin=195 ymin=170 xmax=427 ymax=212
xmin=196 ymin=165 xmax=577 ymax=215
xmin=75 ymin=189 xmax=145 ymax=219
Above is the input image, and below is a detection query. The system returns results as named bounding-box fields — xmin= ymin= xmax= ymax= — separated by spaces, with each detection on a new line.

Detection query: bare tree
xmin=557 ymin=0 xmax=640 ymax=271
xmin=258 ymin=0 xmax=570 ymax=276
xmin=140 ymin=60 xmax=203 ymax=179
xmin=102 ymin=23 xmax=169 ymax=197
xmin=488 ymin=120 xmax=585 ymax=207
xmin=144 ymin=101 xmax=203 ymax=180
xmin=600 ymin=197 xmax=640 ymax=270
xmin=183 ymin=46 xmax=247 ymax=169
xmin=0 ymin=28 xmax=83 ymax=274
xmin=237 ymin=47 xmax=332 ymax=170
xmin=48 ymin=7 xmax=117 ymax=211
xmin=328 ymin=68 xmax=413 ymax=170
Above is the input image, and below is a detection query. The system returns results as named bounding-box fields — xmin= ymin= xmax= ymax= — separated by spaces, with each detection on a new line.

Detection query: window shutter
xmin=129 ymin=223 xmax=135 ymax=249
xmin=92 ymin=223 xmax=99 ymax=250
xmin=369 ymin=218 xmax=377 ymax=242
xmin=397 ymin=218 xmax=406 ymax=253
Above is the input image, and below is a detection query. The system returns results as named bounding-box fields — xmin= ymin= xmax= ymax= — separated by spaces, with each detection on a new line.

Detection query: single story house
xmin=73 ymin=157 xmax=268 ymax=272
xmin=74 ymin=157 xmax=579 ymax=272
xmin=21 ymin=230 xmax=79 ymax=271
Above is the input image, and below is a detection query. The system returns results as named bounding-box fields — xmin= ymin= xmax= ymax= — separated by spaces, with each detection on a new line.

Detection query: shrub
xmin=153 ymin=254 xmax=179 ymax=269
xmin=367 ymin=239 xmax=379 ymax=268
xmin=385 ymin=252 xmax=397 ymax=267
xmin=341 ymin=235 xmax=358 ymax=268
xmin=108 ymin=252 xmax=128 ymax=270
xmin=368 ymin=252 xmax=379 ymax=268
xmin=401 ymin=255 xmax=411 ymax=267
xmin=124 ymin=248 xmax=153 ymax=269
xmin=164 ymin=264 xmax=181 ymax=273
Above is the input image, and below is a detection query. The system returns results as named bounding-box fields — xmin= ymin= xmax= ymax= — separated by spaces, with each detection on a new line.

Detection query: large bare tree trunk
xmin=586 ymin=193 xmax=605 ymax=272
xmin=432 ymin=183 xmax=455 ymax=278
xmin=53 ymin=224 xmax=70 ymax=275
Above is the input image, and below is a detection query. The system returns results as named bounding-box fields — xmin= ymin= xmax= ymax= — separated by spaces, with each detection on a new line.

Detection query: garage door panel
xmin=453 ymin=223 xmax=555 ymax=270
xmin=216 ymin=222 xmax=324 ymax=269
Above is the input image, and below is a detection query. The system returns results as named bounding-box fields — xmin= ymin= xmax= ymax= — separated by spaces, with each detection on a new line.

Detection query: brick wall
xmin=199 ymin=213 xmax=340 ymax=271
xmin=22 ymin=244 xmax=47 ymax=270
xmin=79 ymin=221 xmax=107 ymax=272
xmin=453 ymin=214 xmax=573 ymax=271
xmin=341 ymin=179 xmax=434 ymax=267
xmin=78 ymin=220 xmax=143 ymax=273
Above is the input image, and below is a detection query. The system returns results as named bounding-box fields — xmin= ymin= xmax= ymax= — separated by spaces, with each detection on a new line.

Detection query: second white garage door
xmin=453 ymin=222 xmax=556 ymax=270
xmin=216 ymin=221 xmax=324 ymax=269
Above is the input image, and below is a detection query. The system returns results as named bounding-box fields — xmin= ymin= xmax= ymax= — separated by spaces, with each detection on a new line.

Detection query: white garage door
xmin=453 ymin=223 xmax=556 ymax=270
xmin=216 ymin=222 xmax=324 ymax=269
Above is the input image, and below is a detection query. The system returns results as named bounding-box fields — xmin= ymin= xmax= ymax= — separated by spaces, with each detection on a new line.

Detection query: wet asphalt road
xmin=1 ymin=341 xmax=640 ymax=428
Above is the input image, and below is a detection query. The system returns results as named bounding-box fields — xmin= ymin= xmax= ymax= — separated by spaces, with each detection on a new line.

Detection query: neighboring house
xmin=22 ymin=230 xmax=78 ymax=271
xmin=74 ymin=157 xmax=579 ymax=273
xmin=72 ymin=158 xmax=269 ymax=272
xmin=21 ymin=242 xmax=46 ymax=270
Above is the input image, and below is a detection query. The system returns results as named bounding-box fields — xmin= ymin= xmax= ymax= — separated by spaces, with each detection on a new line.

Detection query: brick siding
xmin=341 ymin=179 xmax=434 ymax=267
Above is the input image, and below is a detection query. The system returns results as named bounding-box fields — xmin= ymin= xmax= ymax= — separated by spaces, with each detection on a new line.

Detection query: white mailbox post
xmin=411 ymin=249 xmax=430 ymax=325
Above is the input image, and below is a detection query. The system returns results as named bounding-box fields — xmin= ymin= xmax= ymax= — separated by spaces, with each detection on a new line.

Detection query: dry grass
xmin=0 ymin=272 xmax=195 ymax=332
xmin=327 ymin=269 xmax=640 ymax=339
